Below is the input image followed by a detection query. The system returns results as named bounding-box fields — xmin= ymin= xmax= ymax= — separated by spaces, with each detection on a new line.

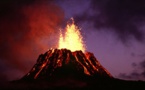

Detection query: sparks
xmin=58 ymin=18 xmax=86 ymax=52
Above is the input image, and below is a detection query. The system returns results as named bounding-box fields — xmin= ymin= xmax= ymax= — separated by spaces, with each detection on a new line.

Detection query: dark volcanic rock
xmin=21 ymin=49 xmax=112 ymax=81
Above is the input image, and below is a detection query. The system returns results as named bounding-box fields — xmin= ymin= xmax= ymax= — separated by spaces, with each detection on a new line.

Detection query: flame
xmin=58 ymin=18 xmax=86 ymax=52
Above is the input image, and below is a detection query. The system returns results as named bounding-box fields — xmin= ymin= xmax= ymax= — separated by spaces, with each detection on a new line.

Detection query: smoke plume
xmin=0 ymin=0 xmax=64 ymax=81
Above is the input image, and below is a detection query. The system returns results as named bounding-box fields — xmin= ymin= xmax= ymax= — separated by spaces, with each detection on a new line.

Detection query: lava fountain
xmin=58 ymin=18 xmax=86 ymax=52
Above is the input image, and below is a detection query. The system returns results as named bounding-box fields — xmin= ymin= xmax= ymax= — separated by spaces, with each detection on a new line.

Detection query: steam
xmin=0 ymin=0 xmax=64 ymax=81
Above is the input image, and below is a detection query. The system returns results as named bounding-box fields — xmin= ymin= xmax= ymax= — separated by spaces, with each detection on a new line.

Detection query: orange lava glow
xmin=58 ymin=18 xmax=86 ymax=52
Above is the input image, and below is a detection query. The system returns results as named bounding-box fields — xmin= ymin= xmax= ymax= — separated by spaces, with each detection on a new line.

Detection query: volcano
xmin=22 ymin=49 xmax=112 ymax=81
xmin=21 ymin=18 xmax=112 ymax=81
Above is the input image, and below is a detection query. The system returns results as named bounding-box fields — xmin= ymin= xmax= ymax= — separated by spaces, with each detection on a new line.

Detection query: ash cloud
xmin=0 ymin=0 xmax=64 ymax=81
xmin=74 ymin=0 xmax=145 ymax=43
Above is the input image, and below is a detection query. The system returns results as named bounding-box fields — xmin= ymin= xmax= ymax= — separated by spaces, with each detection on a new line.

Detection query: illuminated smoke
xmin=0 ymin=0 xmax=64 ymax=80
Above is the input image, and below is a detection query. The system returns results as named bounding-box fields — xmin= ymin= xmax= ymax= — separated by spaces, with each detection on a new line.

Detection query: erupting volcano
xmin=22 ymin=18 xmax=112 ymax=81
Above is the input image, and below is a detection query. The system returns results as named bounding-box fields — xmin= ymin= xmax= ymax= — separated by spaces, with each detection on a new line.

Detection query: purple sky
xmin=0 ymin=0 xmax=145 ymax=81
xmin=56 ymin=0 xmax=145 ymax=80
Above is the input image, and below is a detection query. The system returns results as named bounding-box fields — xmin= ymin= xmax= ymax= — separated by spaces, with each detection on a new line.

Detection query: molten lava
xmin=22 ymin=49 xmax=112 ymax=80
xmin=58 ymin=18 xmax=86 ymax=52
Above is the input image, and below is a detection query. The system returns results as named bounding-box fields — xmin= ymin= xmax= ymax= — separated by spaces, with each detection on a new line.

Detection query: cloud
xmin=74 ymin=0 xmax=145 ymax=43
xmin=0 ymin=0 xmax=64 ymax=81
xmin=119 ymin=72 xmax=140 ymax=80
xmin=119 ymin=59 xmax=145 ymax=80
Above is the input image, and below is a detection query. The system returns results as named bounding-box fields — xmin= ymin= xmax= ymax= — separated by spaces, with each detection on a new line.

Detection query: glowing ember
xmin=58 ymin=18 xmax=86 ymax=52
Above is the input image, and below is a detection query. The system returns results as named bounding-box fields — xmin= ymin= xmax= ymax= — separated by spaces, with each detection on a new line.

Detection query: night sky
xmin=0 ymin=0 xmax=145 ymax=82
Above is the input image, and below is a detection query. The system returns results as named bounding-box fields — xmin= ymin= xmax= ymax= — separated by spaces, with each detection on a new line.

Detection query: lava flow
xmin=22 ymin=18 xmax=112 ymax=80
